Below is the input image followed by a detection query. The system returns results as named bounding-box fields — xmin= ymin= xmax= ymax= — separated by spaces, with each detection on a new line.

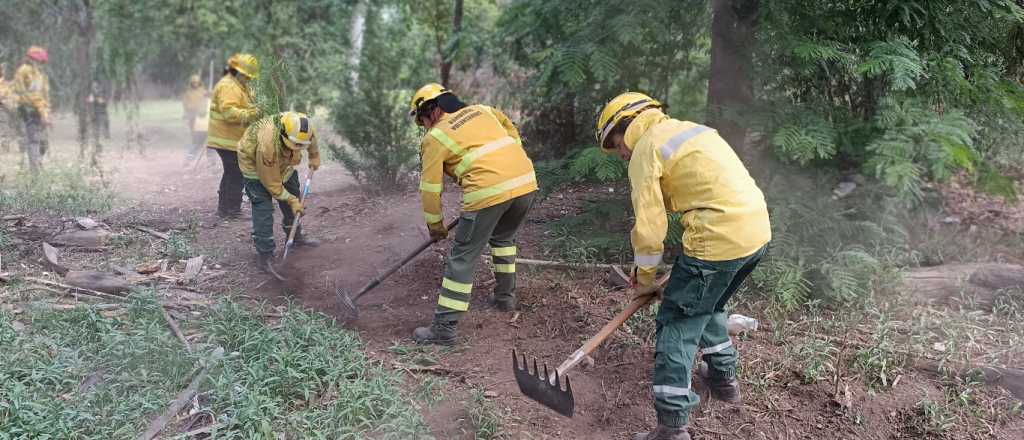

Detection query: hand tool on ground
xmin=337 ymin=218 xmax=459 ymax=319
xmin=513 ymin=273 xmax=671 ymax=417
xmin=281 ymin=170 xmax=315 ymax=262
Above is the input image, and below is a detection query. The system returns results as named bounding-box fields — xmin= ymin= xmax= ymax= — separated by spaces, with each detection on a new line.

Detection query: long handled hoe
xmin=337 ymin=218 xmax=459 ymax=319
xmin=281 ymin=170 xmax=315 ymax=263
xmin=513 ymin=273 xmax=670 ymax=417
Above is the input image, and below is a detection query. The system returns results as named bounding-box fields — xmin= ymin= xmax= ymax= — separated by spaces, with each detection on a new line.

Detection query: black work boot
xmin=696 ymin=361 xmax=742 ymax=404
xmin=488 ymin=294 xmax=516 ymax=312
xmin=412 ymin=320 xmax=457 ymax=346
xmin=633 ymin=424 xmax=691 ymax=440
xmin=293 ymin=234 xmax=320 ymax=248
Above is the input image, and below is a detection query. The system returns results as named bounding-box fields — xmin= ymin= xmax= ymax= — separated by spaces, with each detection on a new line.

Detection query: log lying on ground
xmin=50 ymin=229 xmax=112 ymax=248
xmin=64 ymin=271 xmax=131 ymax=295
xmin=902 ymin=263 xmax=1024 ymax=308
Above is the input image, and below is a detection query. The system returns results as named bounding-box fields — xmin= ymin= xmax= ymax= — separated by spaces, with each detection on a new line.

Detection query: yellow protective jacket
xmin=419 ymin=104 xmax=537 ymax=225
xmin=237 ymin=119 xmax=321 ymax=202
xmin=625 ymin=108 xmax=770 ymax=282
xmin=0 ymin=79 xmax=14 ymax=109
xmin=182 ymin=86 xmax=206 ymax=115
xmin=207 ymin=74 xmax=258 ymax=150
xmin=12 ymin=63 xmax=50 ymax=119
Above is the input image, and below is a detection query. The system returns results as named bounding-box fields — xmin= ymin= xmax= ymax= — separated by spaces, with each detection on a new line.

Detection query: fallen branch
xmin=134 ymin=225 xmax=170 ymax=240
xmin=2 ymin=215 xmax=26 ymax=221
xmin=161 ymin=307 xmax=192 ymax=353
xmin=24 ymin=277 xmax=127 ymax=302
xmin=137 ymin=347 xmax=224 ymax=440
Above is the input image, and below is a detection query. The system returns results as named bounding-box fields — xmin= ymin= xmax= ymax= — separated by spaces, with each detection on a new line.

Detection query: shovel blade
xmin=512 ymin=349 xmax=574 ymax=417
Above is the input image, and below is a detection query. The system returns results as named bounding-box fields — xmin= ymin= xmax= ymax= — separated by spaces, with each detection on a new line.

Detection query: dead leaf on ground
xmin=136 ymin=260 xmax=163 ymax=274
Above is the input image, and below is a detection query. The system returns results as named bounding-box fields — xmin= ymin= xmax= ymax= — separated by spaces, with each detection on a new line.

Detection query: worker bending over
xmin=409 ymin=83 xmax=537 ymax=345
xmin=237 ymin=112 xmax=320 ymax=273
xmin=596 ymin=92 xmax=770 ymax=440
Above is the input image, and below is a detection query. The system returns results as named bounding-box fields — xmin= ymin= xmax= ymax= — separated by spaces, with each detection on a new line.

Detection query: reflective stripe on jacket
xmin=237 ymin=118 xmax=321 ymax=201
xmin=207 ymin=74 xmax=257 ymax=150
xmin=625 ymin=108 xmax=770 ymax=281
xmin=13 ymin=63 xmax=49 ymax=119
xmin=419 ymin=104 xmax=537 ymax=225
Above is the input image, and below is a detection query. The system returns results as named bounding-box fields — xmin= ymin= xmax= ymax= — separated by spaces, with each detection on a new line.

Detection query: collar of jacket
xmin=623 ymin=108 xmax=669 ymax=152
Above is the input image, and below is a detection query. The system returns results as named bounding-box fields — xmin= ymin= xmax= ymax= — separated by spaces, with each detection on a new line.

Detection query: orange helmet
xmin=26 ymin=46 xmax=48 ymax=63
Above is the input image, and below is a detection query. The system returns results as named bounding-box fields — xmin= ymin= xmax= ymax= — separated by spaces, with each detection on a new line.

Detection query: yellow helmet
xmin=280 ymin=111 xmax=314 ymax=149
xmin=409 ymin=83 xmax=451 ymax=116
xmin=595 ymin=92 xmax=663 ymax=151
xmin=189 ymin=74 xmax=201 ymax=85
xmin=228 ymin=53 xmax=259 ymax=80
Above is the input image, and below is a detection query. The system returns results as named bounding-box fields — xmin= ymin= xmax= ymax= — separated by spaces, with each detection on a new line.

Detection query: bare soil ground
xmin=3 ymin=107 xmax=1023 ymax=439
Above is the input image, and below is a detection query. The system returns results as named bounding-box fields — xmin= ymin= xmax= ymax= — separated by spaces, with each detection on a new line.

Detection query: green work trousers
xmin=244 ymin=172 xmax=301 ymax=256
xmin=434 ymin=191 xmax=536 ymax=324
xmin=652 ymin=244 xmax=767 ymax=427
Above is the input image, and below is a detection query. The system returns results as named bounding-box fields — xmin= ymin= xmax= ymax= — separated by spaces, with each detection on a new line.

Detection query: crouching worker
xmin=596 ymin=92 xmax=771 ymax=440
xmin=237 ymin=112 xmax=321 ymax=274
xmin=409 ymin=83 xmax=537 ymax=345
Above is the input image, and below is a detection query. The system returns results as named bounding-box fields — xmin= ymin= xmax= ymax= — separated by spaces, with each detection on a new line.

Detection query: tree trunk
xmin=902 ymin=263 xmax=1024 ymax=308
xmin=74 ymin=0 xmax=95 ymax=160
xmin=348 ymin=0 xmax=366 ymax=87
xmin=707 ymin=0 xmax=759 ymax=163
xmin=439 ymin=0 xmax=463 ymax=86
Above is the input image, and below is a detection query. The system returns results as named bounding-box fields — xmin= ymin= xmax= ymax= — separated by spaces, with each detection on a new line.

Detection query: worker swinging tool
xmin=237 ymin=111 xmax=321 ymax=280
xmin=514 ymin=92 xmax=771 ymax=440
xmin=403 ymin=83 xmax=538 ymax=345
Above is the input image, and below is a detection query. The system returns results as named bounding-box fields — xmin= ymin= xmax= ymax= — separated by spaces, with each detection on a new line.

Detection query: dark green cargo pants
xmin=434 ymin=192 xmax=536 ymax=324
xmin=243 ymin=172 xmax=301 ymax=256
xmin=652 ymin=244 xmax=767 ymax=427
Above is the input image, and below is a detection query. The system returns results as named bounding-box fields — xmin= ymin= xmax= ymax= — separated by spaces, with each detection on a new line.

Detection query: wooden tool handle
xmin=285 ymin=171 xmax=316 ymax=242
xmin=554 ymin=273 xmax=671 ymax=377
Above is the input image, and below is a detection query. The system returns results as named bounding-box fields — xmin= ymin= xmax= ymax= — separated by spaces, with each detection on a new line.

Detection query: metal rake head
xmin=512 ymin=349 xmax=575 ymax=417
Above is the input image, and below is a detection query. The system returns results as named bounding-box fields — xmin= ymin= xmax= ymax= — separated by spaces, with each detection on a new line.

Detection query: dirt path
xmin=10 ymin=109 xmax=1023 ymax=439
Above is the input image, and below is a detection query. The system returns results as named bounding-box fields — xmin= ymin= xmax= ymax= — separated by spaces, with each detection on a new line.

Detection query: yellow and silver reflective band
xmin=419 ymin=181 xmax=443 ymax=193
xmin=701 ymin=339 xmax=733 ymax=354
xmin=276 ymin=190 xmax=293 ymax=201
xmin=441 ymin=277 xmax=472 ymax=294
xmin=206 ymin=134 xmax=239 ymax=147
xmin=598 ymin=98 xmax=656 ymax=144
xmin=454 ymin=136 xmax=517 ymax=177
xmin=492 ymin=246 xmax=517 ymax=257
xmin=242 ymin=171 xmax=258 ymax=179
xmin=659 ymin=124 xmax=712 ymax=160
xmin=424 ymin=212 xmax=443 ymax=223
xmin=652 ymin=385 xmax=690 ymax=397
xmin=437 ymin=295 xmax=470 ymax=311
xmin=209 ymin=109 xmax=225 ymax=120
xmin=463 ymin=171 xmax=536 ymax=205
xmin=429 ymin=128 xmax=466 ymax=157
xmin=494 ymin=263 xmax=516 ymax=273
xmin=633 ymin=253 xmax=663 ymax=268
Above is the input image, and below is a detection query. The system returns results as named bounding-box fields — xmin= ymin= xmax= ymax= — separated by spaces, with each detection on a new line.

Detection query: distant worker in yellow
xmin=0 ymin=63 xmax=18 ymax=153
xmin=207 ymin=53 xmax=260 ymax=219
xmin=182 ymin=74 xmax=209 ymax=161
xmin=408 ymin=84 xmax=538 ymax=345
xmin=596 ymin=92 xmax=770 ymax=440
xmin=237 ymin=112 xmax=321 ymax=273
xmin=12 ymin=46 xmax=51 ymax=172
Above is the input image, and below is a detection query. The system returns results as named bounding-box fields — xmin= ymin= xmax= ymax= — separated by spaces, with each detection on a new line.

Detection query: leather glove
xmin=427 ymin=221 xmax=448 ymax=241
xmin=629 ymin=266 xmax=661 ymax=301
xmin=287 ymin=197 xmax=304 ymax=216
xmin=308 ymin=157 xmax=321 ymax=172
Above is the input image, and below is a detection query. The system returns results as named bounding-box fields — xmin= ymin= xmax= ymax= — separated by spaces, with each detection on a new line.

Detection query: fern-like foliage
xmin=771 ymin=115 xmax=838 ymax=165
xmin=856 ymin=37 xmax=926 ymax=91
xmin=568 ymin=147 xmax=627 ymax=183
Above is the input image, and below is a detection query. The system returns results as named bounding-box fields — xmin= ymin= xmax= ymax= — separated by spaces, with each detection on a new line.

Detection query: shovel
xmin=281 ymin=170 xmax=315 ymax=262
xmin=337 ymin=218 xmax=459 ymax=319
xmin=513 ymin=273 xmax=670 ymax=417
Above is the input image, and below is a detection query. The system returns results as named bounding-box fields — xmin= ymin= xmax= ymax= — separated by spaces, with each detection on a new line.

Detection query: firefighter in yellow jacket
xmin=0 ymin=63 xmax=17 ymax=153
xmin=12 ymin=46 xmax=51 ymax=172
xmin=182 ymin=74 xmax=208 ymax=160
xmin=207 ymin=53 xmax=260 ymax=218
xmin=409 ymin=84 xmax=538 ymax=345
xmin=237 ymin=112 xmax=321 ymax=273
xmin=596 ymin=92 xmax=770 ymax=440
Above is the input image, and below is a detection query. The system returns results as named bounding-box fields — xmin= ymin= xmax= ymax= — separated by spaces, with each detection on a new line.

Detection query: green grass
xmin=458 ymin=389 xmax=503 ymax=440
xmin=0 ymin=165 xmax=115 ymax=215
xmin=0 ymin=295 xmax=431 ymax=439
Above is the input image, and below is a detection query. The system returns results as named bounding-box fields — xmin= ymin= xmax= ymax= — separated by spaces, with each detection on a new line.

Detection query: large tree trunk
xmin=707 ymin=0 xmax=759 ymax=164
xmin=439 ymin=0 xmax=463 ymax=86
xmin=902 ymin=263 xmax=1024 ymax=308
